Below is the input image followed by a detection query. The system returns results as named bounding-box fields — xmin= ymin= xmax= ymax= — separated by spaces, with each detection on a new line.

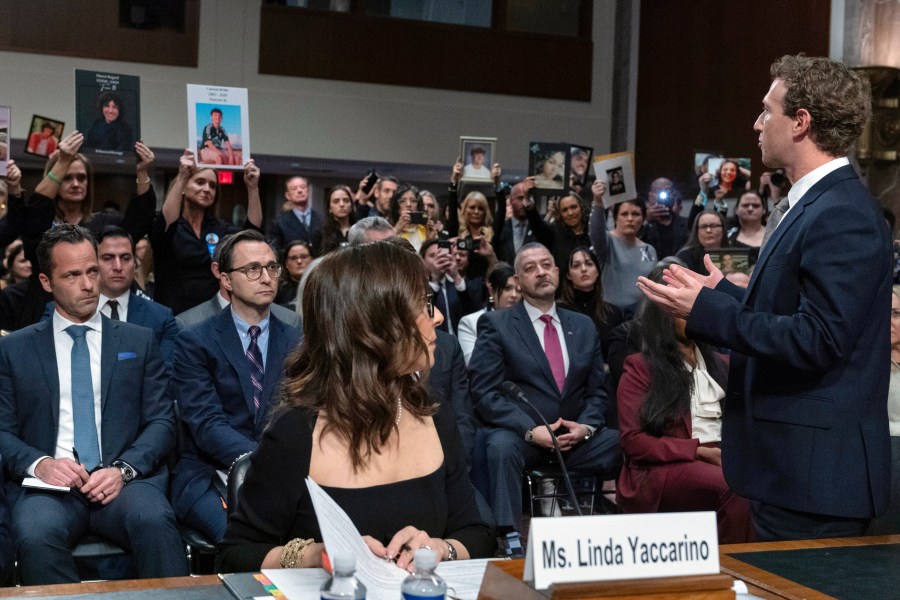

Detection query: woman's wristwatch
xmin=443 ymin=539 xmax=457 ymax=561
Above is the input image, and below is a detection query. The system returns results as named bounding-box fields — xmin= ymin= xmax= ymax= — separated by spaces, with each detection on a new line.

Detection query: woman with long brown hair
xmin=217 ymin=241 xmax=494 ymax=573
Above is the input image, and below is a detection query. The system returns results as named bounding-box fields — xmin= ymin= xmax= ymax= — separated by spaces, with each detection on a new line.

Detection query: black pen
xmin=72 ymin=448 xmax=80 ymax=465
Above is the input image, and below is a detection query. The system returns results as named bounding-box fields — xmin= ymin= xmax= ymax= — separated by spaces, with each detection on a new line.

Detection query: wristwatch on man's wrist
xmin=112 ymin=460 xmax=136 ymax=483
xmin=524 ymin=428 xmax=535 ymax=444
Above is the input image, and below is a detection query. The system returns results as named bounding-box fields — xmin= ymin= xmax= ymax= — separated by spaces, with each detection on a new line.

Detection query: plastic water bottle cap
xmin=414 ymin=547 xmax=437 ymax=569
xmin=331 ymin=554 xmax=355 ymax=573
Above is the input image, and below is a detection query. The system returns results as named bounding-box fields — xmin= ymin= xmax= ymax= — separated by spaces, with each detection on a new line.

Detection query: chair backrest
xmin=227 ymin=452 xmax=253 ymax=514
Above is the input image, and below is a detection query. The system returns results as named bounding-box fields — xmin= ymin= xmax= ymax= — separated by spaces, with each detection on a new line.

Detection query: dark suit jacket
xmin=170 ymin=309 xmax=302 ymax=517
xmin=0 ymin=317 xmax=174 ymax=491
xmin=267 ymin=209 xmax=322 ymax=254
xmin=429 ymin=331 xmax=477 ymax=463
xmin=492 ymin=210 xmax=552 ymax=265
xmin=687 ymin=164 xmax=892 ymax=518
xmin=42 ymin=292 xmax=180 ymax=376
xmin=469 ymin=301 xmax=607 ymax=436
xmin=175 ymin=295 xmax=302 ymax=331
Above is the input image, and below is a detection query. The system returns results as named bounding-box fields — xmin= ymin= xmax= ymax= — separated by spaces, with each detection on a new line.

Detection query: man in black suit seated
xmin=267 ymin=176 xmax=322 ymax=254
xmin=171 ymin=230 xmax=302 ymax=542
xmin=469 ymin=243 xmax=621 ymax=545
xmin=0 ymin=225 xmax=187 ymax=584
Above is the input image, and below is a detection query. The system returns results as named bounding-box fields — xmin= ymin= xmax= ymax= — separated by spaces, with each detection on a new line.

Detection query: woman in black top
xmin=150 ymin=149 xmax=262 ymax=314
xmin=558 ymin=246 xmax=625 ymax=361
xmin=275 ymin=240 xmax=312 ymax=310
xmin=316 ymin=185 xmax=356 ymax=256
xmin=675 ymin=210 xmax=729 ymax=275
xmin=217 ymin=241 xmax=494 ymax=573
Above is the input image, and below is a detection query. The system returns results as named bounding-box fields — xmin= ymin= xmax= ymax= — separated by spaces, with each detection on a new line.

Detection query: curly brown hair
xmin=275 ymin=240 xmax=435 ymax=470
xmin=770 ymin=54 xmax=871 ymax=157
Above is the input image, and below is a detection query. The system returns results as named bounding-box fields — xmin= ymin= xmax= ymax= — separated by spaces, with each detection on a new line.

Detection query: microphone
xmin=501 ymin=382 xmax=582 ymax=517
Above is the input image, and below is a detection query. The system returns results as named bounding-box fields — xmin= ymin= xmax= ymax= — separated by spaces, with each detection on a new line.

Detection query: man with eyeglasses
xmin=170 ymin=229 xmax=302 ymax=542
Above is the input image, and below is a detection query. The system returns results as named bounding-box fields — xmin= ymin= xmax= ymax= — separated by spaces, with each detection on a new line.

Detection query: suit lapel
xmin=258 ymin=316 xmax=287 ymax=432
xmin=100 ymin=317 xmax=118 ymax=416
xmin=32 ymin=321 xmax=61 ymax=434
xmin=215 ymin=311 xmax=257 ymax=419
xmin=512 ymin=304 xmax=558 ymax=395
xmin=126 ymin=292 xmax=144 ymax=326
xmin=556 ymin=309 xmax=579 ymax=397
xmin=747 ymin=165 xmax=858 ymax=299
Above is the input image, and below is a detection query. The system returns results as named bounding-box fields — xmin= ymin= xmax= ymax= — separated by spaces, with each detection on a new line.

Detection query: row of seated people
xmin=0 ymin=139 xmax=896 ymax=586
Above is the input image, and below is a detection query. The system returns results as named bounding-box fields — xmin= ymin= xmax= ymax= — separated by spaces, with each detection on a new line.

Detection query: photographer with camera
xmin=353 ymin=171 xmax=397 ymax=221
xmin=420 ymin=238 xmax=480 ymax=336
xmin=388 ymin=184 xmax=435 ymax=252
xmin=641 ymin=177 xmax=690 ymax=258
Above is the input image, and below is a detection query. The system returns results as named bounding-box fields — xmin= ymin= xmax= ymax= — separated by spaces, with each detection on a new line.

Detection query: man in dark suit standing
xmin=492 ymin=180 xmax=551 ymax=265
xmin=171 ymin=230 xmax=302 ymax=542
xmin=0 ymin=225 xmax=187 ymax=584
xmin=638 ymin=55 xmax=891 ymax=541
xmin=44 ymin=226 xmax=180 ymax=375
xmin=268 ymin=176 xmax=322 ymax=253
xmin=469 ymin=243 xmax=620 ymax=541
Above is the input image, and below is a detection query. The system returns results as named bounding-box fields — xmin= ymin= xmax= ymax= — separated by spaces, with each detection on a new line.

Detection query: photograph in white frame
xmin=593 ymin=151 xmax=636 ymax=209
xmin=187 ymin=84 xmax=250 ymax=170
xmin=459 ymin=136 xmax=497 ymax=183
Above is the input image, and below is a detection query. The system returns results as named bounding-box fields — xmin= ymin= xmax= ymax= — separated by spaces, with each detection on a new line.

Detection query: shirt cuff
xmin=27 ymin=456 xmax=52 ymax=478
xmin=454 ymin=279 xmax=466 ymax=292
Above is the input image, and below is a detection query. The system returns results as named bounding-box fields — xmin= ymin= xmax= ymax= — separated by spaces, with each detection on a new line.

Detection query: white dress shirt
xmin=29 ymin=310 xmax=105 ymax=475
xmin=778 ymin=156 xmax=850 ymax=227
xmin=99 ymin=292 xmax=130 ymax=322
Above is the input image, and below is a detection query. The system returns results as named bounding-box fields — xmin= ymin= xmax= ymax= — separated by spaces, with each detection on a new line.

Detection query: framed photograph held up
xmin=459 ymin=136 xmax=496 ymax=183
xmin=529 ymin=142 xmax=570 ymax=196
xmin=592 ymin=151 xmax=636 ymax=208
xmin=25 ymin=115 xmax=65 ymax=158
xmin=567 ymin=143 xmax=593 ymax=192
xmin=75 ymin=69 xmax=140 ymax=156
xmin=187 ymin=84 xmax=251 ymax=170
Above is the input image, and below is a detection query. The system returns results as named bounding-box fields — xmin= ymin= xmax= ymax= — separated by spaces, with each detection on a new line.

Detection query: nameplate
xmin=524 ymin=512 xmax=719 ymax=590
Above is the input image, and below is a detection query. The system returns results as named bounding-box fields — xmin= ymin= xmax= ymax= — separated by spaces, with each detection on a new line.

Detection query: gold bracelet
xmin=280 ymin=537 xmax=315 ymax=569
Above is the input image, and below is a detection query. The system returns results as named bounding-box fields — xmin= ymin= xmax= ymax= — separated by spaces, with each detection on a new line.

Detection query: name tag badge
xmin=524 ymin=512 xmax=719 ymax=590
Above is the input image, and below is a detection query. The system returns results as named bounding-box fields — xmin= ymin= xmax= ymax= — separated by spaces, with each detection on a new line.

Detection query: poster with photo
xmin=593 ymin=151 xmax=636 ymax=209
xmin=706 ymin=157 xmax=751 ymax=199
xmin=567 ymin=143 xmax=594 ymax=191
xmin=25 ymin=115 xmax=65 ymax=158
xmin=75 ymin=69 xmax=140 ymax=156
xmin=0 ymin=106 xmax=9 ymax=177
xmin=528 ymin=142 xmax=570 ymax=196
xmin=459 ymin=136 xmax=496 ymax=183
xmin=694 ymin=150 xmax=721 ymax=176
xmin=187 ymin=84 xmax=250 ymax=170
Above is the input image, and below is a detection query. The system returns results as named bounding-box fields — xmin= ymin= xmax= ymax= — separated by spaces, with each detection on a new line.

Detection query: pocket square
xmin=117 ymin=352 xmax=137 ymax=360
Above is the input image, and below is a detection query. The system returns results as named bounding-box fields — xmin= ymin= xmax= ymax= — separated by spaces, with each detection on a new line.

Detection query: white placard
xmin=524 ymin=512 xmax=719 ymax=590
xmin=187 ymin=84 xmax=250 ymax=170
xmin=593 ymin=151 xmax=637 ymax=208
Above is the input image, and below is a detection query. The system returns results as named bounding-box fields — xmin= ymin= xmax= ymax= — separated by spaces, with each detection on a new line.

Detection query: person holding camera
xmin=389 ymin=184 xmax=435 ymax=253
xmin=420 ymin=239 xmax=480 ymax=336
xmin=641 ymin=178 xmax=689 ymax=258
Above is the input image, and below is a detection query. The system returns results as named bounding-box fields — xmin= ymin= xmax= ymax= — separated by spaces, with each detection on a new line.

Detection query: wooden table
xmin=720 ymin=534 xmax=900 ymax=599
xmin=0 ymin=575 xmax=222 ymax=598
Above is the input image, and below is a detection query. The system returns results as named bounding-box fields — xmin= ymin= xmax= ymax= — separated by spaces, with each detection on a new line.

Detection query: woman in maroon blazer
xmin=617 ymin=282 xmax=752 ymax=544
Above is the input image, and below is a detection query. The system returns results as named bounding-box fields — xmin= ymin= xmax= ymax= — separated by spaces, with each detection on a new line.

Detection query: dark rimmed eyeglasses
xmin=226 ymin=262 xmax=282 ymax=281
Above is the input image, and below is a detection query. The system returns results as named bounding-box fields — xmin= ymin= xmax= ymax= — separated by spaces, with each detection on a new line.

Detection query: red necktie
xmin=539 ymin=314 xmax=566 ymax=393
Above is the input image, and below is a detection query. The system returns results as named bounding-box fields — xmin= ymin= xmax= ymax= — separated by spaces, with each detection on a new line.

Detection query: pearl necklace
xmin=395 ymin=398 xmax=403 ymax=427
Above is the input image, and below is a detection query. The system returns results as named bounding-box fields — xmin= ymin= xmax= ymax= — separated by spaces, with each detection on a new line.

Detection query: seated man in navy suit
xmin=469 ymin=243 xmax=621 ymax=545
xmin=268 ymin=176 xmax=322 ymax=254
xmin=43 ymin=225 xmax=180 ymax=375
xmin=171 ymin=229 xmax=302 ymax=542
xmin=0 ymin=224 xmax=187 ymax=584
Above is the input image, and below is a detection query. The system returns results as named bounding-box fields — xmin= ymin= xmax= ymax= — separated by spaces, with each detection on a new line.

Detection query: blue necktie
xmin=66 ymin=325 xmax=100 ymax=471
xmin=247 ymin=326 xmax=264 ymax=413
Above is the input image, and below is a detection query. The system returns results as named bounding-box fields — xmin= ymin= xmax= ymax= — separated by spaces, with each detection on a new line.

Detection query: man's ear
xmin=794 ymin=108 xmax=812 ymax=137
xmin=39 ymin=272 xmax=53 ymax=294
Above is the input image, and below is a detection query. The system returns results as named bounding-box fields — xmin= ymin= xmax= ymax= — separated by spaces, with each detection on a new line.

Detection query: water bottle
xmin=400 ymin=548 xmax=446 ymax=599
xmin=320 ymin=554 xmax=366 ymax=599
